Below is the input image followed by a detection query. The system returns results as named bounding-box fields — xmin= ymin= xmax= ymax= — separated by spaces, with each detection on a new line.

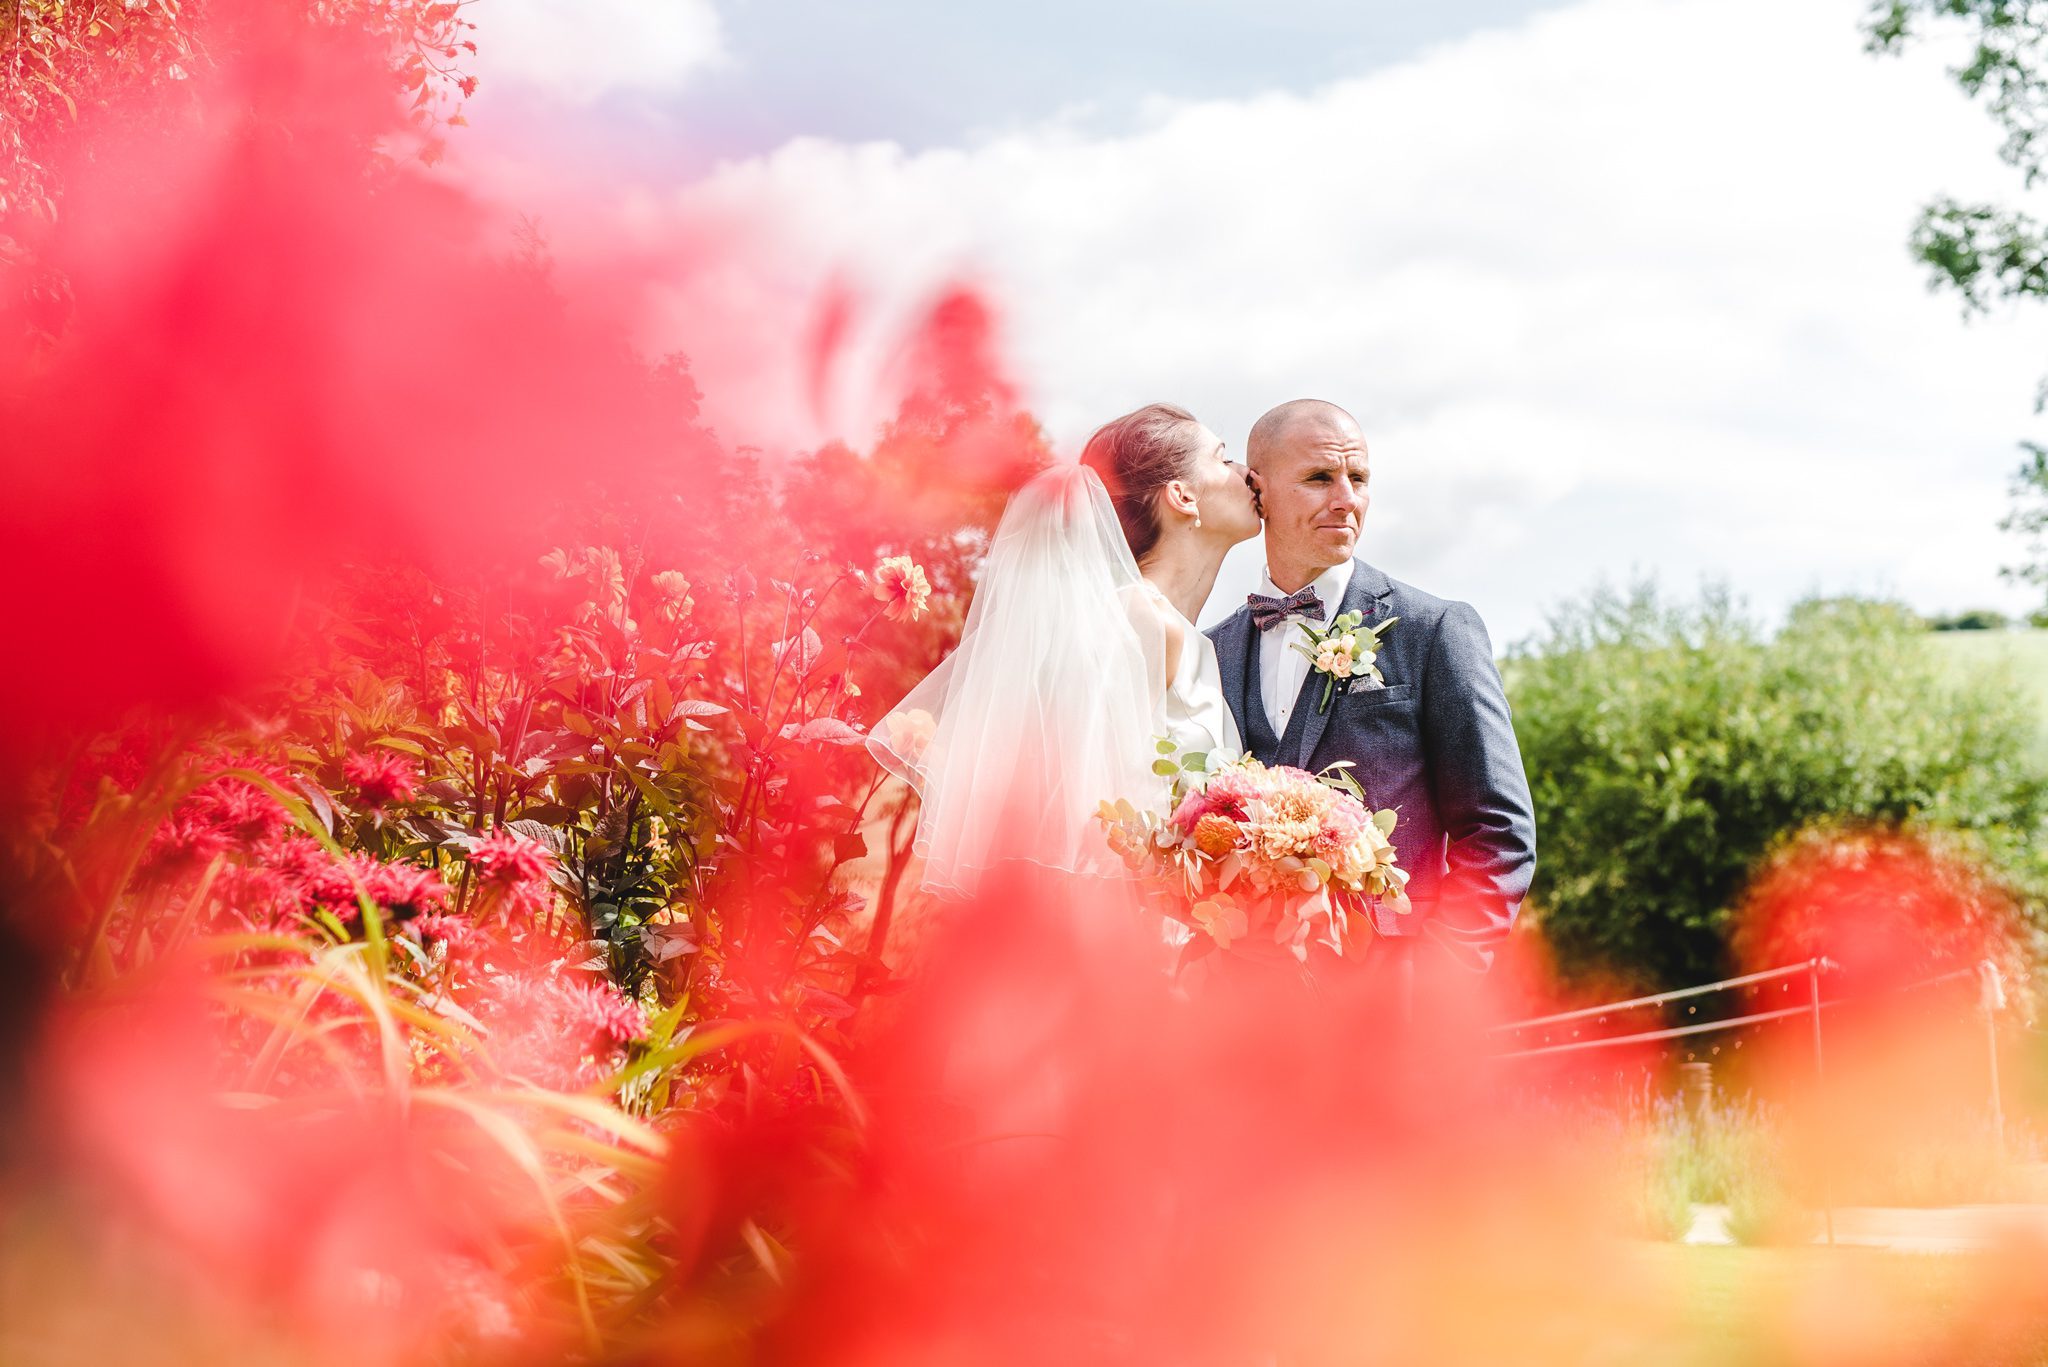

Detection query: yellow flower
xmin=651 ymin=571 xmax=694 ymax=622
xmin=871 ymin=555 xmax=932 ymax=622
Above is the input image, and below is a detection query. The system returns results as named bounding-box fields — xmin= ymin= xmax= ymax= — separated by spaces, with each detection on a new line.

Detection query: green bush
xmin=1507 ymin=586 xmax=2048 ymax=989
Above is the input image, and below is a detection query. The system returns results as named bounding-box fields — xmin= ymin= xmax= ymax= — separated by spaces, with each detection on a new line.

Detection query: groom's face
xmin=1259 ymin=425 xmax=1370 ymax=570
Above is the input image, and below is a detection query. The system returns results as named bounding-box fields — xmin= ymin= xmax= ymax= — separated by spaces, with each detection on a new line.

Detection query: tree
xmin=1506 ymin=585 xmax=2048 ymax=989
xmin=2004 ymin=441 xmax=2048 ymax=606
xmin=1869 ymin=2 xmax=2048 ymax=316
xmin=1869 ymin=2 xmax=2048 ymax=608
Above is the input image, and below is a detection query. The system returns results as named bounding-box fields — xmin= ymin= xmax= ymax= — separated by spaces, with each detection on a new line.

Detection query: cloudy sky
xmin=457 ymin=0 xmax=2048 ymax=646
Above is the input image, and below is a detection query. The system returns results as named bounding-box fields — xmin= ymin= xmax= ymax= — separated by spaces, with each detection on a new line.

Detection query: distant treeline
xmin=1923 ymin=609 xmax=2048 ymax=632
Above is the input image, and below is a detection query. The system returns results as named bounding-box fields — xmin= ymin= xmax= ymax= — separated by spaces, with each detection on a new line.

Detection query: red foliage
xmin=39 ymin=977 xmax=577 ymax=1362
xmin=0 ymin=0 xmax=717 ymax=768
xmin=470 ymin=970 xmax=645 ymax=1089
xmin=636 ymin=882 xmax=1638 ymax=1366
xmin=1730 ymin=822 xmax=2026 ymax=995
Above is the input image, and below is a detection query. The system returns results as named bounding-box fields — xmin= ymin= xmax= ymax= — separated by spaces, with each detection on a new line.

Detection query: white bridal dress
xmin=867 ymin=462 xmax=1239 ymax=899
xmin=1145 ymin=578 xmax=1240 ymax=763
xmin=866 ymin=464 xmax=1242 ymax=1165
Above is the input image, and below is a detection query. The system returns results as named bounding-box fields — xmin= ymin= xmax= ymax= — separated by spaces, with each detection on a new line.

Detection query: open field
xmin=1563 ymin=1244 xmax=2048 ymax=1367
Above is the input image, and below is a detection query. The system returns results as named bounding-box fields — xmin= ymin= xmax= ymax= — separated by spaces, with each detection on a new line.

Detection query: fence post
xmin=1808 ymin=956 xmax=1834 ymax=1248
xmin=1979 ymin=959 xmax=2007 ymax=1163
xmin=1679 ymin=1060 xmax=1714 ymax=1119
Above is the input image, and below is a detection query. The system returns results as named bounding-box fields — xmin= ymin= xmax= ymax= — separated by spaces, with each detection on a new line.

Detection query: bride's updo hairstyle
xmin=1079 ymin=402 xmax=1205 ymax=563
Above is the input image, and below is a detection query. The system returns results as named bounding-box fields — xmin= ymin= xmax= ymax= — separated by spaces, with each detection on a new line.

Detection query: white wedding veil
xmin=867 ymin=461 xmax=1171 ymax=897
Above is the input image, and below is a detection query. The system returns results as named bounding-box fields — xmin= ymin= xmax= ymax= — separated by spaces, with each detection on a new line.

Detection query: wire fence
xmin=1491 ymin=959 xmax=1989 ymax=1059
xmin=1488 ymin=956 xmax=2009 ymax=1245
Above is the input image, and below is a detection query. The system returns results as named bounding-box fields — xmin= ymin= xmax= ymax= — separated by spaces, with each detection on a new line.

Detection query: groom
xmin=1208 ymin=399 xmax=1536 ymax=976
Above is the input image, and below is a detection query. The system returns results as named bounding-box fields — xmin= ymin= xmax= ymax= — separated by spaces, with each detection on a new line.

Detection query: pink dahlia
xmin=869 ymin=555 xmax=932 ymax=622
xmin=1175 ymin=763 xmax=1262 ymax=829
xmin=1317 ymin=798 xmax=1367 ymax=847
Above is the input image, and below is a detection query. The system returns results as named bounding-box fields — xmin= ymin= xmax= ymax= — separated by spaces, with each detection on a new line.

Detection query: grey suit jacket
xmin=1206 ymin=559 xmax=1537 ymax=965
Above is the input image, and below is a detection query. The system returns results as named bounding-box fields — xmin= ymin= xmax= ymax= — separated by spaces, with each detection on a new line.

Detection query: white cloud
xmin=473 ymin=0 xmax=725 ymax=102
xmin=498 ymin=0 xmax=2048 ymax=643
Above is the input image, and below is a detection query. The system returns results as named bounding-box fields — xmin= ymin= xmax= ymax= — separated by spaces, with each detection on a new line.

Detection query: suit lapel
xmin=1293 ymin=559 xmax=1394 ymax=770
xmin=1212 ymin=608 xmax=1259 ymax=753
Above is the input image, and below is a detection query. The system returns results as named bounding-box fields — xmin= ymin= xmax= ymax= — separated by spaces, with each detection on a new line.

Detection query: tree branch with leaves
xmin=1870 ymin=0 xmax=2048 ymax=606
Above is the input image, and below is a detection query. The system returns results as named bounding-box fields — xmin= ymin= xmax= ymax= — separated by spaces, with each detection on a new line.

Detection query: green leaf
xmin=1151 ymin=759 xmax=1179 ymax=777
xmin=781 ymin=718 xmax=867 ymax=747
xmin=778 ymin=627 xmax=825 ymax=677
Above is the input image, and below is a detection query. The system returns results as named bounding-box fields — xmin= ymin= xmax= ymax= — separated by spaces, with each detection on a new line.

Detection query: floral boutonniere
xmin=1292 ymin=611 xmax=1399 ymax=713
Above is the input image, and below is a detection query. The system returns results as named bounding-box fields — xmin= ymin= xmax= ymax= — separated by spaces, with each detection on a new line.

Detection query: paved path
xmin=1687 ymin=1202 xmax=2048 ymax=1252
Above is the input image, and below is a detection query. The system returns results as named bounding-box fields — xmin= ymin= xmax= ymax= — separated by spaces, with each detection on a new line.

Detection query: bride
xmin=868 ymin=403 xmax=1261 ymax=897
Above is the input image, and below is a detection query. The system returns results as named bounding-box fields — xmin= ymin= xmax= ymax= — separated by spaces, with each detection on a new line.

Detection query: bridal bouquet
xmin=1098 ymin=750 xmax=1410 ymax=966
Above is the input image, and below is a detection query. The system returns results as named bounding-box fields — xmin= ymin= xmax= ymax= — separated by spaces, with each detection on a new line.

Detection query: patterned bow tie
xmin=1246 ymin=585 xmax=1324 ymax=631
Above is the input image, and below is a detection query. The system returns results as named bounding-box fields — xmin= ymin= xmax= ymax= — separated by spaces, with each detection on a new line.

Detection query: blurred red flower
xmin=342 ymin=751 xmax=417 ymax=809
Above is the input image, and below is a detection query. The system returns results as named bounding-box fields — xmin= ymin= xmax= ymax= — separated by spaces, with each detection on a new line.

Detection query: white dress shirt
xmin=1257 ymin=560 xmax=1355 ymax=740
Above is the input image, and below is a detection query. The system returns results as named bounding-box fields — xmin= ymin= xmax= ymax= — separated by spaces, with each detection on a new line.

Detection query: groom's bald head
xmin=1246 ymin=399 xmax=1370 ymax=590
xmin=1246 ymin=399 xmax=1362 ymax=473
